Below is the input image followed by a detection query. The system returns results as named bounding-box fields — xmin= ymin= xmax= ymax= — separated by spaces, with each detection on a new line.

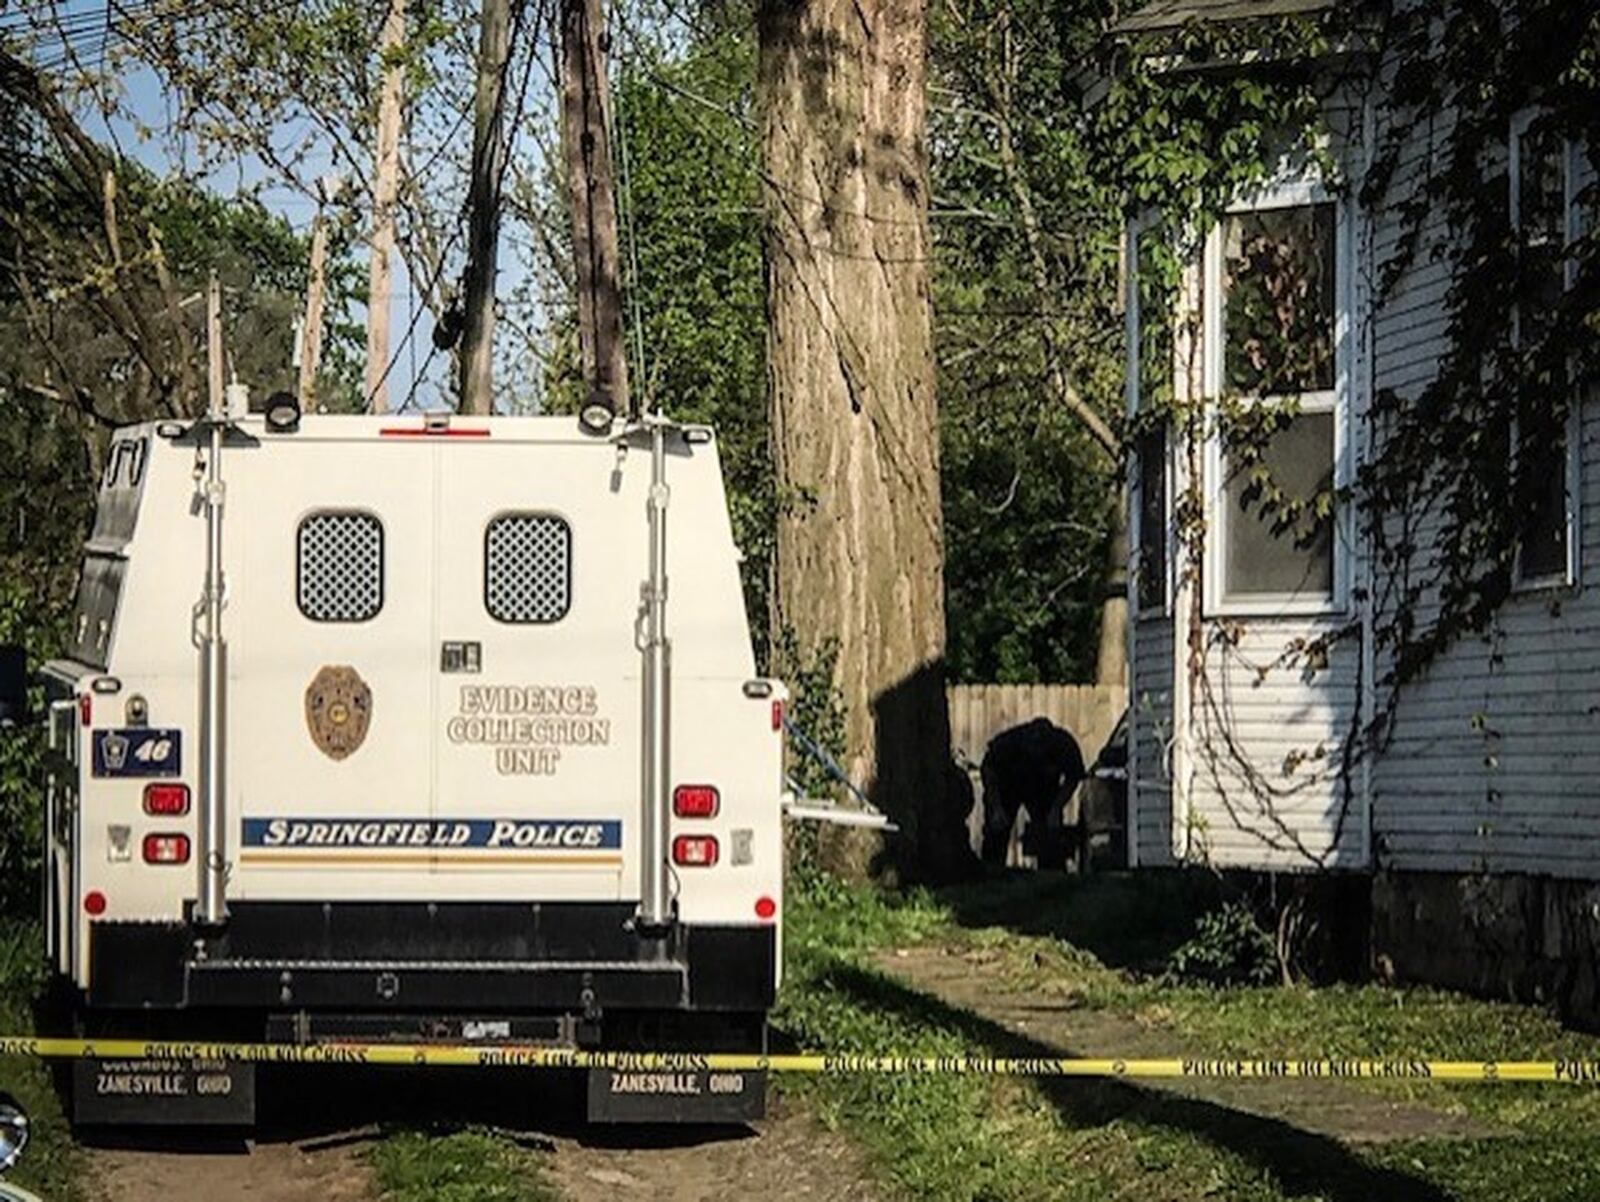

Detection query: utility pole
xmin=365 ymin=0 xmax=406 ymax=413
xmin=458 ymin=0 xmax=512 ymax=415
xmin=206 ymin=270 xmax=224 ymax=413
xmin=560 ymin=0 xmax=630 ymax=429
xmin=297 ymin=184 xmax=335 ymax=407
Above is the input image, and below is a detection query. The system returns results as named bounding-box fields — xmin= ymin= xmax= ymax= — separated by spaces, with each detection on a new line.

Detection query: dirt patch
xmin=84 ymin=1129 xmax=375 ymax=1202
xmin=73 ymin=1067 xmax=878 ymax=1202
xmin=878 ymin=942 xmax=1499 ymax=1145
xmin=543 ymin=1092 xmax=880 ymax=1202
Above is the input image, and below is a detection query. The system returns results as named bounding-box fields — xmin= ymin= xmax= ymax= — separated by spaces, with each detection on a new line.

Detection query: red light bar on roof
xmin=379 ymin=414 xmax=490 ymax=438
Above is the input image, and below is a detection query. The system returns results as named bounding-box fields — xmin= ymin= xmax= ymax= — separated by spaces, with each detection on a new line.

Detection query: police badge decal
xmin=305 ymin=665 xmax=373 ymax=760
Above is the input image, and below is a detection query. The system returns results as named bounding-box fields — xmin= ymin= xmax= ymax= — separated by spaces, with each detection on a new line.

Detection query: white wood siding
xmin=1363 ymin=57 xmax=1600 ymax=879
xmin=1132 ymin=614 xmax=1176 ymax=866
xmin=1185 ymin=619 xmax=1365 ymax=869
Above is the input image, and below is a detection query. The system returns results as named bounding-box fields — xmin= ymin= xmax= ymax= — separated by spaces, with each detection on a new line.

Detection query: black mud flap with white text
xmin=586 ymin=1066 xmax=766 ymax=1124
xmin=72 ymin=1056 xmax=256 ymax=1126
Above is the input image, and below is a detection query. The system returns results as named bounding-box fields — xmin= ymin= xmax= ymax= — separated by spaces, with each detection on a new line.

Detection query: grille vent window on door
xmin=485 ymin=514 xmax=571 ymax=623
xmin=297 ymin=511 xmax=384 ymax=622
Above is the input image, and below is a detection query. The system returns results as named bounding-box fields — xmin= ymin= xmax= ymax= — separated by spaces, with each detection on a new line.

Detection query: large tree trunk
xmin=458 ymin=0 xmax=510 ymax=415
xmin=560 ymin=0 xmax=632 ymax=423
xmin=758 ymin=0 xmax=970 ymax=882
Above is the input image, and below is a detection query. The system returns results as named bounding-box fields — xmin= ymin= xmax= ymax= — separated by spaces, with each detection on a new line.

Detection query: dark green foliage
xmin=609 ymin=0 xmax=1131 ymax=685
xmin=928 ymin=0 xmax=1126 ymax=683
xmin=0 ymin=135 xmax=334 ymax=918
xmin=1163 ymin=899 xmax=1278 ymax=988
xmin=611 ymin=17 xmax=773 ymax=633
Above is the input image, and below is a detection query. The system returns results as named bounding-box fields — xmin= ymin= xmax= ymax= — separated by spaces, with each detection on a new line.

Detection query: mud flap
xmin=586 ymin=1066 xmax=766 ymax=1124
xmin=72 ymin=1056 xmax=256 ymax=1126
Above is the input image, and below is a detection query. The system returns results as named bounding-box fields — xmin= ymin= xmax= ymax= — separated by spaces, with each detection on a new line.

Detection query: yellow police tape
xmin=3 ymin=1036 xmax=1600 ymax=1083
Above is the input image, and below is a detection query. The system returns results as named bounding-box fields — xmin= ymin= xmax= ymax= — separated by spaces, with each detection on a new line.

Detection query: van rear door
xmin=230 ymin=438 xmax=438 ymax=898
xmin=432 ymin=434 xmax=640 ymax=901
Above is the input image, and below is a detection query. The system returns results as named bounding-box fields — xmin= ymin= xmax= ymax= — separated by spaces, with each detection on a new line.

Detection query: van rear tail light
xmin=672 ymin=784 xmax=720 ymax=818
xmin=143 ymin=783 xmax=190 ymax=816
xmin=78 ymin=693 xmax=92 ymax=727
xmin=771 ymin=700 xmax=783 ymax=732
xmin=672 ymin=835 xmax=719 ymax=867
xmin=142 ymin=833 xmax=190 ymax=865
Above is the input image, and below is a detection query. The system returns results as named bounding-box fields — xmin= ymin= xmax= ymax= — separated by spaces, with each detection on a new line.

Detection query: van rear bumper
xmin=86 ymin=902 xmax=775 ymax=1013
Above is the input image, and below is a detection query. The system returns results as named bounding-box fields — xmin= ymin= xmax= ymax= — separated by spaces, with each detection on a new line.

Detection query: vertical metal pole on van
xmin=638 ymin=419 xmax=672 ymax=931
xmin=196 ymin=280 xmax=230 ymax=928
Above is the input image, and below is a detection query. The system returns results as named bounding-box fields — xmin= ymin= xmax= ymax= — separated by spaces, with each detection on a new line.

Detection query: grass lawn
xmin=774 ymin=869 xmax=1600 ymax=1202
xmin=367 ymin=1127 xmax=559 ymax=1202
xmin=0 ymin=924 xmax=85 ymax=1202
xmin=5 ymin=874 xmax=1600 ymax=1201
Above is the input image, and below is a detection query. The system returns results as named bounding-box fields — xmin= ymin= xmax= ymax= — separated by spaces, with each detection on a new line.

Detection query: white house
xmin=1119 ymin=0 xmax=1599 ymax=1004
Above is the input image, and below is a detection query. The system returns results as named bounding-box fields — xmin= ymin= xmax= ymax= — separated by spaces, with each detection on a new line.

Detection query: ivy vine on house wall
xmin=1092 ymin=0 xmax=1599 ymax=870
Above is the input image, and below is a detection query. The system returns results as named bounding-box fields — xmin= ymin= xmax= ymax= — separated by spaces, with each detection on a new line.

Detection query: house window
xmin=1129 ymin=225 xmax=1176 ymax=615
xmin=1208 ymin=195 xmax=1344 ymax=612
xmin=1509 ymin=114 xmax=1586 ymax=588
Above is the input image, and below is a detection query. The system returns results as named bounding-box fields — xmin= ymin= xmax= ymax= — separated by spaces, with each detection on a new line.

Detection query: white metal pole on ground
xmin=638 ymin=419 xmax=672 ymax=932
xmin=197 ymin=274 xmax=230 ymax=929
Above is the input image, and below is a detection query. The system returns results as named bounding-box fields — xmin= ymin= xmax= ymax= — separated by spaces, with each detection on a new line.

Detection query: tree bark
xmin=298 ymin=211 xmax=329 ymax=406
xmin=560 ymin=0 xmax=631 ymax=422
xmin=459 ymin=0 xmax=511 ymax=415
xmin=365 ymin=0 xmax=405 ymax=413
xmin=758 ymin=0 xmax=969 ymax=882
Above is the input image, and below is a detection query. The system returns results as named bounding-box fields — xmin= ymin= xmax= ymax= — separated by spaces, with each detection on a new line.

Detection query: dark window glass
xmin=1518 ymin=122 xmax=1566 ymax=345
xmin=1223 ymin=204 xmax=1337 ymax=397
xmin=1137 ymin=428 xmax=1167 ymax=611
xmin=485 ymin=514 xmax=572 ymax=624
xmin=1515 ymin=396 xmax=1568 ymax=583
xmin=1134 ymin=227 xmax=1177 ymax=613
xmin=1512 ymin=123 xmax=1572 ymax=584
xmin=298 ymin=512 xmax=384 ymax=622
xmin=1222 ymin=412 xmax=1335 ymax=599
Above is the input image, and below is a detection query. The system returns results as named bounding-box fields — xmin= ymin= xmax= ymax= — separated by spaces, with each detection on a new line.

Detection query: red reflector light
xmin=83 ymin=891 xmax=106 ymax=916
xmin=771 ymin=700 xmax=783 ymax=732
xmin=143 ymin=783 xmax=191 ymax=816
xmin=672 ymin=835 xmax=719 ymax=867
xmin=78 ymin=693 xmax=92 ymax=727
xmin=142 ymin=833 xmax=191 ymax=865
xmin=672 ymin=784 xmax=720 ymax=818
xmin=755 ymin=895 xmax=777 ymax=921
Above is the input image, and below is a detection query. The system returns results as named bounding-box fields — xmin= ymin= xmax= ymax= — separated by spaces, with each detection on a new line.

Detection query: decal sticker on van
xmin=91 ymin=728 xmax=181 ymax=778
xmin=238 ymin=817 xmax=622 ymax=863
xmin=447 ymin=684 xmax=612 ymax=777
xmin=305 ymin=665 xmax=373 ymax=760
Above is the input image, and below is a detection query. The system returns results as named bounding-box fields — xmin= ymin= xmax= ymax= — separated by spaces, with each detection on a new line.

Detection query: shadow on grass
xmin=936 ymin=869 xmax=1224 ymax=974
xmin=823 ymin=962 xmax=1451 ymax=1202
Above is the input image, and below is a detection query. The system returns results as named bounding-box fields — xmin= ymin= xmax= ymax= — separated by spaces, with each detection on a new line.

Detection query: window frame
xmin=1508 ymin=109 xmax=1583 ymax=593
xmin=295 ymin=509 xmax=386 ymax=624
xmin=482 ymin=511 xmax=574 ymax=626
xmin=1126 ymin=219 xmax=1174 ymax=620
xmin=1202 ymin=180 xmax=1355 ymax=619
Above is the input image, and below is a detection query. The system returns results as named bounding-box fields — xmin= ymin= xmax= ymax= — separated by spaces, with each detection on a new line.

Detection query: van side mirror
xmin=0 ymin=646 xmax=28 ymax=728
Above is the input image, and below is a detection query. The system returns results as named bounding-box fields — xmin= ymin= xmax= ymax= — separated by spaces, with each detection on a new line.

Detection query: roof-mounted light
xmin=264 ymin=390 xmax=301 ymax=434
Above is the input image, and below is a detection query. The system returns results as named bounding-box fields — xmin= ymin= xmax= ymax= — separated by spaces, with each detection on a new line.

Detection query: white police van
xmin=18 ymin=396 xmax=787 ymax=1125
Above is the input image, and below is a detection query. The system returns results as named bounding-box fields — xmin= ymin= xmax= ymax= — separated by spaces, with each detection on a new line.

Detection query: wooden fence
xmin=948 ymin=683 xmax=1128 ymax=865
xmin=947 ymin=683 xmax=1127 ymax=768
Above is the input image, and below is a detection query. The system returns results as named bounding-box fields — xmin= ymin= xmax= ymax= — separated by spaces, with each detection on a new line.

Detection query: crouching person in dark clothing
xmin=980 ymin=717 xmax=1086 ymax=870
